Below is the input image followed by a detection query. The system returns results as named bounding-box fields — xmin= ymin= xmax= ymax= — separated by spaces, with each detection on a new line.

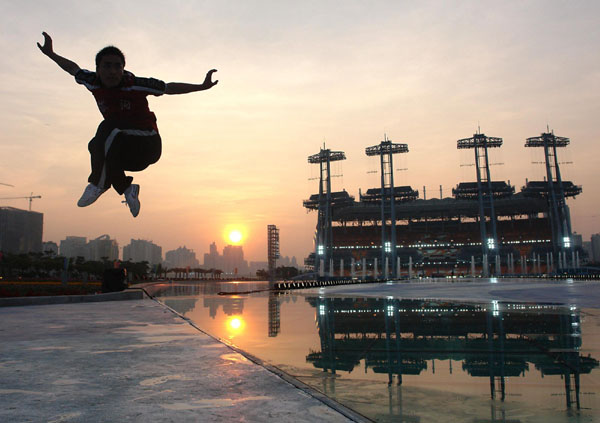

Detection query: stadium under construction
xmin=304 ymin=129 xmax=583 ymax=278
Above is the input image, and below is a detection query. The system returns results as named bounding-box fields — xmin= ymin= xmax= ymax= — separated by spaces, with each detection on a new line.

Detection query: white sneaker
xmin=77 ymin=184 xmax=107 ymax=207
xmin=124 ymin=184 xmax=140 ymax=217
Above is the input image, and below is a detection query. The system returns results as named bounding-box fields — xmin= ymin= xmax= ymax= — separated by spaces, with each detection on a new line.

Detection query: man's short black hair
xmin=96 ymin=46 xmax=126 ymax=67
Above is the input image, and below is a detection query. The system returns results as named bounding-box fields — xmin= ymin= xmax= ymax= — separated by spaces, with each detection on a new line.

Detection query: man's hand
xmin=37 ymin=32 xmax=80 ymax=76
xmin=203 ymin=69 xmax=218 ymax=88
xmin=37 ymin=32 xmax=54 ymax=57
xmin=165 ymin=70 xmax=219 ymax=94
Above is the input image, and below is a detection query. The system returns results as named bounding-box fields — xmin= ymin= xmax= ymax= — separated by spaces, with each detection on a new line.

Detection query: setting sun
xmin=222 ymin=225 xmax=247 ymax=246
xmin=228 ymin=230 xmax=243 ymax=244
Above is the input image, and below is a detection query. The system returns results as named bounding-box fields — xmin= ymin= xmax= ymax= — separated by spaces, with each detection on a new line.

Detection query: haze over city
xmin=1 ymin=1 xmax=599 ymax=262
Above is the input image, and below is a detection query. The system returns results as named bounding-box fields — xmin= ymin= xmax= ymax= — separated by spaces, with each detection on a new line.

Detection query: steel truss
xmin=525 ymin=131 xmax=575 ymax=257
xmin=307 ymin=147 xmax=346 ymax=275
xmin=365 ymin=136 xmax=409 ymax=278
xmin=457 ymin=131 xmax=502 ymax=261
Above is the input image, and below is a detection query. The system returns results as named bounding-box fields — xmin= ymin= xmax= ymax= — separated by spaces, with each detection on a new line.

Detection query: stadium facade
xmin=304 ymin=131 xmax=583 ymax=277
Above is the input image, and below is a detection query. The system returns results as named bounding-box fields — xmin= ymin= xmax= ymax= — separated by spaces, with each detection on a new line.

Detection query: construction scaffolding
xmin=267 ymin=224 xmax=279 ymax=281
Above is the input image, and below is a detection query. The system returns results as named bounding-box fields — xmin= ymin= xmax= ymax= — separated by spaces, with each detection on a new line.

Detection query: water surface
xmin=148 ymin=280 xmax=599 ymax=422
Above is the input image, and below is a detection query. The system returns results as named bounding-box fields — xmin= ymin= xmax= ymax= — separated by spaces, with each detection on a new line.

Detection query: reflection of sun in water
xmin=225 ymin=315 xmax=246 ymax=338
xmin=229 ymin=318 xmax=241 ymax=329
xmin=228 ymin=230 xmax=243 ymax=244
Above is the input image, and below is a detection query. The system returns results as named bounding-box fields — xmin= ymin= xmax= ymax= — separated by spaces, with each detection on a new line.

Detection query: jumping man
xmin=37 ymin=32 xmax=218 ymax=217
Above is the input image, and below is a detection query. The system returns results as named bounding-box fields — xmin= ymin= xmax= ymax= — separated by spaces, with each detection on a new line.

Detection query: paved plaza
xmin=0 ymin=295 xmax=359 ymax=422
xmin=1 ymin=279 xmax=598 ymax=422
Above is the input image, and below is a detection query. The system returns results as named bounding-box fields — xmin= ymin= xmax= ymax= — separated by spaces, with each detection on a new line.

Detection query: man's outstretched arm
xmin=165 ymin=69 xmax=218 ymax=94
xmin=37 ymin=32 xmax=81 ymax=76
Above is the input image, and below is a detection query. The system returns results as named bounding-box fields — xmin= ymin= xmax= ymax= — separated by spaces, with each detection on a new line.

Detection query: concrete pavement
xmin=0 ymin=296 xmax=362 ymax=422
xmin=304 ymin=279 xmax=600 ymax=308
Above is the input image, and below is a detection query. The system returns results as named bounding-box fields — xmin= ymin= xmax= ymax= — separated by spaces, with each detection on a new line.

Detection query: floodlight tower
xmin=365 ymin=135 xmax=409 ymax=277
xmin=457 ymin=130 xmax=502 ymax=258
xmin=308 ymin=147 xmax=346 ymax=276
xmin=524 ymin=130 xmax=573 ymax=256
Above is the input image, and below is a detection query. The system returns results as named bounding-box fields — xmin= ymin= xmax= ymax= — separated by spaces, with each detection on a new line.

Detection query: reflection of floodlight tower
xmin=524 ymin=130 xmax=575 ymax=257
xmin=267 ymin=224 xmax=279 ymax=281
xmin=307 ymin=147 xmax=346 ymax=276
xmin=365 ymin=135 xmax=408 ymax=278
xmin=457 ymin=130 xmax=502 ymax=258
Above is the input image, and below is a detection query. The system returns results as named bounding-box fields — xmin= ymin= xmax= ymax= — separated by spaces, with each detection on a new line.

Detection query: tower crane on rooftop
xmin=0 ymin=193 xmax=42 ymax=211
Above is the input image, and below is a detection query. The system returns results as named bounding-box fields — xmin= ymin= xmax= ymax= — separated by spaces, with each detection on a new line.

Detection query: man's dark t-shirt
xmin=75 ymin=69 xmax=166 ymax=131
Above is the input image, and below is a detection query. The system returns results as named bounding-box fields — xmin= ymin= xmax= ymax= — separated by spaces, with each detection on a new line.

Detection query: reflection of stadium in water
xmin=307 ymin=297 xmax=598 ymax=409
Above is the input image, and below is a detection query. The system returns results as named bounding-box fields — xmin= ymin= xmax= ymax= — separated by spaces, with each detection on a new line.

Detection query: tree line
xmin=0 ymin=252 xmax=226 ymax=282
xmin=0 ymin=251 xmax=301 ymax=281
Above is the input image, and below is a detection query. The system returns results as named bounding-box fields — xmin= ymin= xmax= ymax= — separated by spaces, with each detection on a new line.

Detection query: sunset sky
xmin=1 ymin=1 xmax=599 ymax=263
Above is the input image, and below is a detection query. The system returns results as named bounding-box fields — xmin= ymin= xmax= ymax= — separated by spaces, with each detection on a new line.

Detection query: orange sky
xmin=1 ymin=1 xmax=599 ymax=262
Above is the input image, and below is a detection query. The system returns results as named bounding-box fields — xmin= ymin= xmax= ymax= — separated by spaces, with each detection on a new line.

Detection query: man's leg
xmin=78 ymin=121 xmax=120 ymax=207
xmin=105 ymin=129 xmax=162 ymax=194
xmin=87 ymin=121 xmax=122 ymax=190
xmin=105 ymin=129 xmax=161 ymax=217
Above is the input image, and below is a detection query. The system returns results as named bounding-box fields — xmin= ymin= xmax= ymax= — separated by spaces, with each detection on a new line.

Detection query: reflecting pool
xmin=147 ymin=281 xmax=599 ymax=422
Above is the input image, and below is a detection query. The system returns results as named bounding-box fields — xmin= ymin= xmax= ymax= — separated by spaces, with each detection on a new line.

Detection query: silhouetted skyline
xmin=1 ymin=1 xmax=599 ymax=262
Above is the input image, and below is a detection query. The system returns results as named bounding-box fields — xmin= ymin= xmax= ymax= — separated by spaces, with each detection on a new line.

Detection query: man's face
xmin=97 ymin=54 xmax=124 ymax=88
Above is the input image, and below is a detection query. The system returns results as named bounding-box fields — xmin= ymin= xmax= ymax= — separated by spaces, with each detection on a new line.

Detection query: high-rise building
xmin=165 ymin=246 xmax=199 ymax=268
xmin=222 ymin=245 xmax=248 ymax=275
xmin=123 ymin=239 xmax=162 ymax=265
xmin=203 ymin=242 xmax=222 ymax=270
xmin=0 ymin=207 xmax=43 ymax=254
xmin=86 ymin=235 xmax=119 ymax=261
xmin=59 ymin=236 xmax=87 ymax=258
xmin=572 ymin=232 xmax=583 ymax=248
xmin=591 ymin=234 xmax=600 ymax=263
xmin=583 ymin=241 xmax=592 ymax=261
xmin=42 ymin=241 xmax=59 ymax=256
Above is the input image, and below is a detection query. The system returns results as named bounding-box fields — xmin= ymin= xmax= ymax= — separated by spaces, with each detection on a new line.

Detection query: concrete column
xmin=362 ymin=258 xmax=366 ymax=280
xmin=374 ymin=258 xmax=378 ymax=279
xmin=340 ymin=259 xmax=344 ymax=278
xmin=384 ymin=257 xmax=389 ymax=279
xmin=397 ymin=257 xmax=401 ymax=279
xmin=319 ymin=259 xmax=325 ymax=277
xmin=557 ymin=252 xmax=562 ymax=270
xmin=329 ymin=259 xmax=334 ymax=277
xmin=471 ymin=256 xmax=475 ymax=277
xmin=496 ymin=255 xmax=501 ymax=275
xmin=409 ymin=256 xmax=413 ymax=279
xmin=483 ymin=255 xmax=489 ymax=277
xmin=351 ymin=258 xmax=355 ymax=278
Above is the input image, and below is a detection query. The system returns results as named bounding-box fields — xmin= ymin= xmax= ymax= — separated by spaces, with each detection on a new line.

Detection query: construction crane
xmin=0 ymin=193 xmax=42 ymax=211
